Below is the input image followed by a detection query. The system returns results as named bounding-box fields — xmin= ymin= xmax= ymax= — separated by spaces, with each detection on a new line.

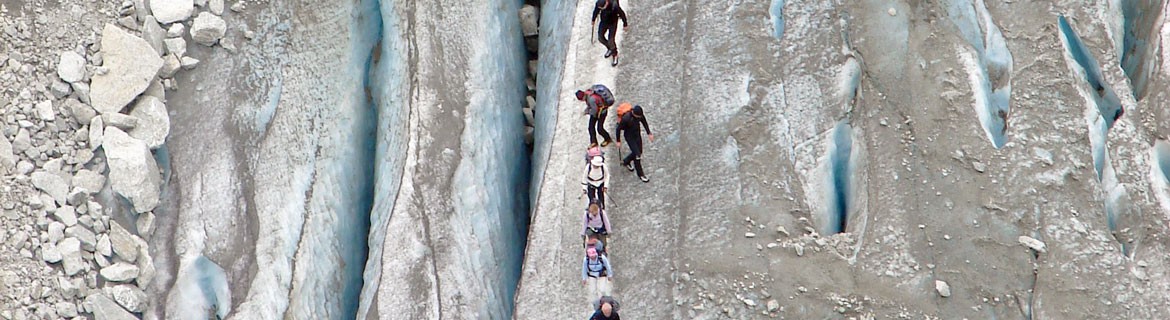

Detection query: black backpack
xmin=591 ymin=84 xmax=615 ymax=107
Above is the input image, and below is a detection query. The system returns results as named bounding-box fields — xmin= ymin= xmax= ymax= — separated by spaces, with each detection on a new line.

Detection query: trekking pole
xmin=605 ymin=193 xmax=619 ymax=209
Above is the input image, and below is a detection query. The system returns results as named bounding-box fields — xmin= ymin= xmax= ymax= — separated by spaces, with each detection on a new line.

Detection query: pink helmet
xmin=587 ymin=248 xmax=598 ymax=257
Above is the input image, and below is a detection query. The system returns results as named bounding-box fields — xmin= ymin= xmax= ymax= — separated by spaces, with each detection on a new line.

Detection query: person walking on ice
xmin=592 ymin=0 xmax=628 ymax=66
xmin=581 ymin=200 xmax=612 ymax=240
xmin=576 ymin=85 xmax=616 ymax=147
xmin=582 ymin=154 xmax=610 ymax=208
xmin=581 ymin=247 xmax=613 ymax=301
xmin=615 ymin=103 xmax=654 ymax=182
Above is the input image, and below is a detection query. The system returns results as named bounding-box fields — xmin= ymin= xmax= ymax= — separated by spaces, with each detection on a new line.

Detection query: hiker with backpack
xmin=615 ymin=104 xmax=654 ymax=182
xmin=584 ymin=233 xmax=607 ymax=257
xmin=581 ymin=200 xmax=612 ymax=238
xmin=589 ymin=296 xmax=621 ymax=320
xmin=582 ymin=247 xmax=613 ymax=300
xmin=576 ymin=85 xmax=616 ymax=147
xmin=582 ymin=154 xmax=610 ymax=209
xmin=591 ymin=0 xmax=628 ymax=67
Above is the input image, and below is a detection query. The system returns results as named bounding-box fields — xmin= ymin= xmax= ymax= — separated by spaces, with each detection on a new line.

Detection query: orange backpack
xmin=615 ymin=102 xmax=633 ymax=122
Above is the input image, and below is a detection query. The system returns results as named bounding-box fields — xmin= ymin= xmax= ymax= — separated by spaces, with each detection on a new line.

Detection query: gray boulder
xmin=31 ymin=172 xmax=70 ymax=206
xmin=0 ymin=132 xmax=13 ymax=174
xmin=58 ymin=238 xmax=84 ymax=276
xmin=150 ymin=0 xmax=193 ymax=24
xmin=57 ymin=51 xmax=86 ymax=83
xmin=85 ymin=293 xmax=137 ymax=320
xmin=190 ymin=12 xmax=226 ymax=46
xmin=104 ymin=285 xmax=148 ymax=313
xmin=128 ymin=96 xmax=170 ymax=149
xmin=102 ymin=113 xmax=140 ymax=131
xmin=72 ymin=169 xmax=106 ymax=194
xmin=108 ymin=222 xmax=140 ymax=263
xmin=67 ymin=99 xmax=98 ymax=124
xmin=100 ymin=263 xmax=140 ymax=282
xmin=102 ymin=127 xmax=161 ymax=213
xmin=65 ymin=226 xmax=97 ymax=252
xmin=141 ymin=16 xmax=166 ymax=56
xmin=519 ymin=5 xmax=539 ymax=37
xmin=90 ymin=24 xmax=164 ymax=114
xmin=89 ymin=116 xmax=104 ymax=151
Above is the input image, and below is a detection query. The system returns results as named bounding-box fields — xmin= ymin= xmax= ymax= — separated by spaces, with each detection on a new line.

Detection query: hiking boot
xmin=589 ymin=142 xmax=599 ymax=149
xmin=604 ymin=49 xmax=613 ymax=58
xmin=624 ymin=162 xmax=634 ymax=172
xmin=600 ymin=140 xmax=612 ymax=147
xmin=611 ymin=54 xmax=619 ymax=67
xmin=639 ymin=175 xmax=650 ymax=183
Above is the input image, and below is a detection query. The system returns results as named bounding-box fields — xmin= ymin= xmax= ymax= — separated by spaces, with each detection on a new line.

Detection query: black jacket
xmin=614 ymin=112 xmax=651 ymax=143
xmin=589 ymin=311 xmax=620 ymax=320
xmin=592 ymin=0 xmax=628 ymax=27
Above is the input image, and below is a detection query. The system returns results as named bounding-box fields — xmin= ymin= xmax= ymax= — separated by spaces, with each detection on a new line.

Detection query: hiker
xmin=584 ymin=233 xmax=607 ymax=257
xmin=589 ymin=296 xmax=621 ymax=320
xmin=581 ymin=200 xmax=612 ymax=237
xmin=582 ymin=155 xmax=610 ymax=208
xmin=576 ymin=85 xmax=615 ymax=147
xmin=592 ymin=0 xmax=628 ymax=67
xmin=615 ymin=104 xmax=654 ymax=182
xmin=582 ymin=247 xmax=613 ymax=299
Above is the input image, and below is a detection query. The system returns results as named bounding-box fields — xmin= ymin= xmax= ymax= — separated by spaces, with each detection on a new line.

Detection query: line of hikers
xmin=579 ymin=1 xmax=639 ymax=318
xmin=575 ymin=80 xmax=652 ymax=320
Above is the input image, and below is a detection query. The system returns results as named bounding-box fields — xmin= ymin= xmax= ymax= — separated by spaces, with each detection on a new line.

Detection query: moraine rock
xmin=36 ymin=100 xmax=55 ymax=121
xmin=128 ymin=96 xmax=169 ymax=149
xmin=59 ymin=238 xmax=84 ymax=276
xmin=52 ymin=205 xmax=78 ymax=227
xmin=41 ymin=243 xmax=63 ymax=263
xmin=137 ymin=211 xmax=156 ymax=236
xmin=48 ymin=222 xmax=65 ymax=243
xmin=86 ymin=293 xmax=138 ymax=320
xmin=164 ymin=37 xmax=187 ymax=57
xmin=135 ymin=245 xmax=155 ymax=286
xmin=108 ymin=223 xmax=140 ymax=263
xmin=90 ymin=24 xmax=164 ymax=115
xmin=104 ymin=285 xmax=148 ymax=313
xmin=65 ymin=226 xmax=97 ymax=251
xmin=73 ymin=169 xmax=106 ymax=194
xmin=100 ymin=262 xmax=140 ymax=282
xmin=97 ymin=234 xmax=113 ymax=257
xmin=89 ymin=116 xmax=105 ymax=151
xmin=103 ymin=127 xmax=162 ymax=213
xmin=935 ymin=280 xmax=951 ymax=297
xmin=141 ymin=16 xmax=166 ymax=56
xmin=209 ymin=0 xmax=224 ymax=15
xmin=191 ymin=12 xmax=227 ymax=46
xmin=54 ymin=301 xmax=78 ymax=318
xmin=68 ymin=98 xmax=98 ymax=124
xmin=1018 ymin=236 xmax=1046 ymax=253
xmin=0 ymin=132 xmax=13 ymax=174
xmin=31 ymin=172 xmax=70 ymax=205
xmin=150 ymin=0 xmax=194 ymax=24
xmin=180 ymin=56 xmax=200 ymax=70
xmin=102 ymin=113 xmax=140 ymax=131
xmin=519 ymin=5 xmax=539 ymax=37
xmin=51 ymin=80 xmax=73 ymax=98
xmin=12 ymin=129 xmax=31 ymax=153
xmin=158 ymin=54 xmax=180 ymax=78
xmin=57 ymin=51 xmax=86 ymax=83
xmin=167 ymin=23 xmax=185 ymax=37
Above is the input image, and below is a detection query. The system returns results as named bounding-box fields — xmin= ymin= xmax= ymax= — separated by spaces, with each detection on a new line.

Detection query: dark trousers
xmin=598 ymin=22 xmax=618 ymax=54
xmin=587 ymin=184 xmax=606 ymax=208
xmin=588 ymin=111 xmax=612 ymax=145
xmin=622 ymin=135 xmax=645 ymax=177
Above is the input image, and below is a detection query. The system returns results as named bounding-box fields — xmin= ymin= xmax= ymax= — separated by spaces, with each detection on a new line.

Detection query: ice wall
xmin=360 ymin=0 xmax=531 ymax=318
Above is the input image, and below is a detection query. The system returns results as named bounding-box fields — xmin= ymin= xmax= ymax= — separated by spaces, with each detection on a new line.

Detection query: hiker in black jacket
xmin=615 ymin=105 xmax=653 ymax=182
xmin=592 ymin=0 xmax=628 ymax=66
